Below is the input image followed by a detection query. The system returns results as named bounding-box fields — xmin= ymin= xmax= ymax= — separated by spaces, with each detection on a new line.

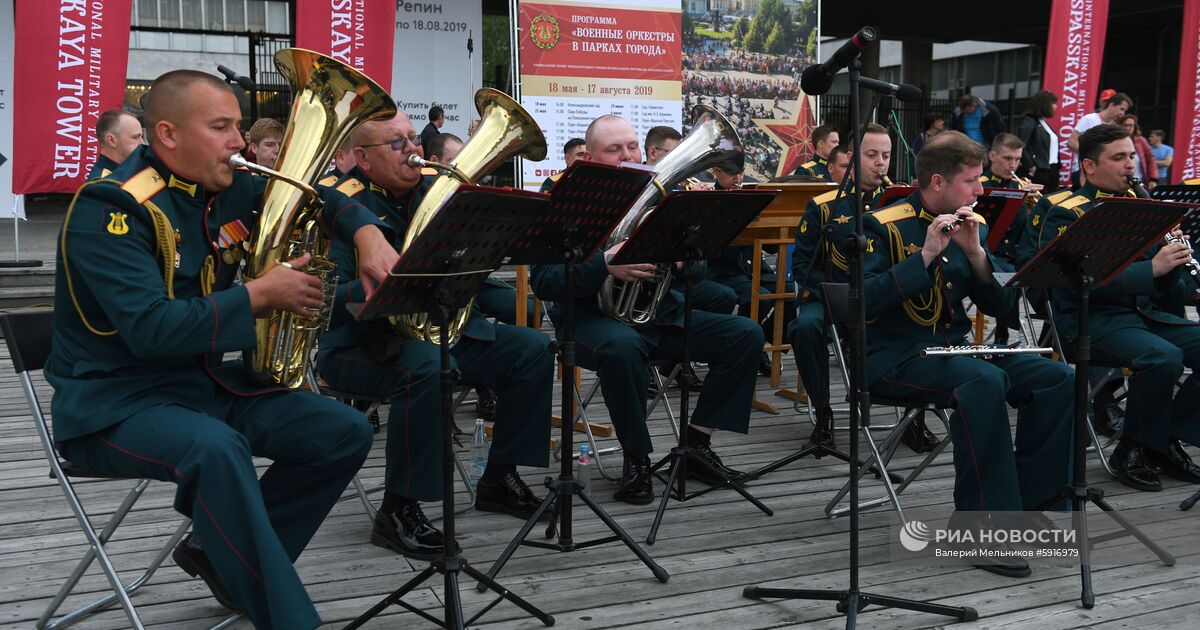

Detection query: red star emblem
xmin=757 ymin=96 xmax=817 ymax=178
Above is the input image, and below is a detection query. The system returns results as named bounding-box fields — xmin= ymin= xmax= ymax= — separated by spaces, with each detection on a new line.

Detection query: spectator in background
xmin=88 ymin=110 xmax=144 ymax=179
xmin=1016 ymin=89 xmax=1062 ymax=191
xmin=1149 ymin=129 xmax=1173 ymax=184
xmin=950 ymin=94 xmax=1004 ymax=149
xmin=1117 ymin=114 xmax=1158 ymax=186
xmin=911 ymin=112 xmax=945 ymax=157
xmin=241 ymin=124 xmax=256 ymax=164
xmin=422 ymin=133 xmax=464 ymax=188
xmin=420 ymin=105 xmax=444 ymax=155
xmin=247 ymin=118 xmax=284 ymax=169
xmin=1067 ymin=91 xmax=1131 ymax=188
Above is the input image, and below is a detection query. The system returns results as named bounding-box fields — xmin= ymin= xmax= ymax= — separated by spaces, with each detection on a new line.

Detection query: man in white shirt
xmin=1067 ymin=92 xmax=1131 ymax=187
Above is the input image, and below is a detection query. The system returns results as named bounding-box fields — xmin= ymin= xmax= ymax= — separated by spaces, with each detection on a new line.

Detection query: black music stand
xmin=976 ymin=188 xmax=1028 ymax=252
xmin=605 ymin=189 xmax=778 ymax=544
xmin=345 ymin=186 xmax=553 ymax=630
xmin=1011 ymin=198 xmax=1184 ymax=608
xmin=744 ymin=48 xmax=978 ymax=628
xmin=481 ymin=160 xmax=671 ymax=590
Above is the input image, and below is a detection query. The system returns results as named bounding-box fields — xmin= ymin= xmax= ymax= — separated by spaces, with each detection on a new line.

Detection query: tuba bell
xmin=598 ymin=105 xmax=744 ymax=326
xmin=389 ymin=88 xmax=547 ymax=344
xmin=240 ymin=48 xmax=396 ymax=388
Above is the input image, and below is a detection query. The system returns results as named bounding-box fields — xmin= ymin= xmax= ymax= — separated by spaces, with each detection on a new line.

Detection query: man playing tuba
xmin=531 ymin=114 xmax=765 ymax=505
xmin=316 ymin=110 xmax=556 ymax=560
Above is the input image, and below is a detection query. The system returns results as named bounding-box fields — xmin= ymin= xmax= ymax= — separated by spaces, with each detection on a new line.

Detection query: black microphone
xmin=857 ymin=77 xmax=923 ymax=103
xmin=800 ymin=26 xmax=877 ymax=96
xmin=217 ymin=64 xmax=256 ymax=92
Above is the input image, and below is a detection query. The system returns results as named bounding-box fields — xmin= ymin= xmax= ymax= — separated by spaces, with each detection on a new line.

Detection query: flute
xmin=940 ymin=202 xmax=978 ymax=233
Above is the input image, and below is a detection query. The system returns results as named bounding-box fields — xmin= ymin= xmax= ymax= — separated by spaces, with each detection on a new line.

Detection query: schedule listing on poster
xmin=518 ymin=0 xmax=682 ymax=189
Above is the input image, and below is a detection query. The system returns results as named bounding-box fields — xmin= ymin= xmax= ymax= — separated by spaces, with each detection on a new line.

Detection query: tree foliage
xmin=744 ymin=0 xmax=796 ymax=54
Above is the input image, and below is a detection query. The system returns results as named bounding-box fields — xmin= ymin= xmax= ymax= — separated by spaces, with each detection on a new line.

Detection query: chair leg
xmin=646 ymin=364 xmax=681 ymax=440
xmin=574 ymin=377 xmax=622 ymax=482
xmin=453 ymin=451 xmax=476 ymax=515
xmin=824 ymin=409 xmax=921 ymax=519
xmin=351 ymin=474 xmax=377 ymax=522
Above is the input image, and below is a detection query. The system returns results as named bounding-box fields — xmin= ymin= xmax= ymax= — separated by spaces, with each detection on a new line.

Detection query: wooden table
xmin=736 ymin=182 xmax=837 ymax=412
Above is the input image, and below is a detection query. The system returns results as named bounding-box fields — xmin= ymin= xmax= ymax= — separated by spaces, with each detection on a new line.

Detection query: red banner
xmin=1041 ymin=0 xmax=1110 ymax=185
xmin=12 ymin=0 xmax=133 ymax=194
xmin=519 ymin=2 xmax=681 ymax=82
xmin=295 ymin=0 xmax=396 ymax=87
xmin=1174 ymin=0 xmax=1200 ymax=182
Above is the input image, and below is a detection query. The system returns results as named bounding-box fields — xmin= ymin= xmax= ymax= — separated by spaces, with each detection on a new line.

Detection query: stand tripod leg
xmin=1091 ymin=493 xmax=1176 ymax=566
xmin=343 ymin=565 xmax=436 ymax=629
xmin=688 ymin=452 xmax=773 ymax=516
xmin=478 ymin=490 xmax=558 ymax=592
xmin=577 ymin=487 xmax=670 ymax=581
xmin=646 ymin=453 xmax=683 ymax=545
xmin=463 ymin=564 xmax=556 ymax=626
xmin=444 ymin=569 xmax=464 ymax=630
xmin=1072 ymin=498 xmax=1095 ymax=609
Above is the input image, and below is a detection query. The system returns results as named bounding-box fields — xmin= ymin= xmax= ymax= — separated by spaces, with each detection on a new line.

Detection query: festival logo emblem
xmin=530 ymin=13 xmax=559 ymax=50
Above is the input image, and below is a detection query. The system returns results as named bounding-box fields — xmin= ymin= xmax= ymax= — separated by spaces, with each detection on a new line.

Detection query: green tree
xmin=482 ymin=14 xmax=511 ymax=90
xmin=732 ymin=16 xmax=749 ymax=47
xmin=745 ymin=0 xmax=795 ymax=54
xmin=681 ymin=8 xmax=698 ymax=47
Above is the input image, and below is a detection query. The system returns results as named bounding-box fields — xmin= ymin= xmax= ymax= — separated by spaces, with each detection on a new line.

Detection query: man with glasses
xmin=644 ymin=125 xmax=682 ymax=167
xmin=317 ymin=111 xmax=556 ymax=560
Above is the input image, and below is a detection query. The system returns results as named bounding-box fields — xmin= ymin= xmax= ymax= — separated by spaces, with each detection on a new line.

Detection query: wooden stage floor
xmin=2 ymin=342 xmax=1199 ymax=629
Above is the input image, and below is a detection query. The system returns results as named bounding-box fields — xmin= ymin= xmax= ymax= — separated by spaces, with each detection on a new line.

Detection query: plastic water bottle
xmin=576 ymin=444 xmax=592 ymax=494
xmin=469 ymin=418 xmax=488 ymax=488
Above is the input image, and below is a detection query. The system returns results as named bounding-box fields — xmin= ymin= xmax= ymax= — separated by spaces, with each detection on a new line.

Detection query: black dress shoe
xmin=1109 ymin=439 xmax=1162 ymax=492
xmin=173 ymin=534 xmax=241 ymax=612
xmin=614 ymin=455 xmax=654 ymax=505
xmin=971 ymin=539 xmax=1032 ymax=578
xmin=899 ymin=413 xmax=939 ymax=454
xmin=1090 ymin=395 xmax=1124 ymax=439
xmin=1147 ymin=440 xmax=1200 ymax=484
xmin=674 ymin=363 xmax=704 ymax=389
xmin=371 ymin=502 xmax=450 ymax=560
xmin=688 ymin=443 xmax=747 ymax=486
xmin=475 ymin=384 xmax=497 ymax=421
xmin=758 ymin=352 xmax=772 ymax=376
xmin=475 ymin=470 xmax=552 ymax=520
xmin=808 ymin=406 xmax=836 ymax=448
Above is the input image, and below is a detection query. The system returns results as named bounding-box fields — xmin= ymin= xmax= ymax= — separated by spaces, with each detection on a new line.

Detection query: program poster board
xmin=391 ymin=1 xmax=483 ymax=139
xmin=518 ymin=0 xmax=682 ymax=189
xmin=681 ymin=1 xmax=819 ymax=181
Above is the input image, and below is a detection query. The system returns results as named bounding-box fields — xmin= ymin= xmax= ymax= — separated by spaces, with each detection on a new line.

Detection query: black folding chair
xmin=1 ymin=311 xmax=238 ymax=630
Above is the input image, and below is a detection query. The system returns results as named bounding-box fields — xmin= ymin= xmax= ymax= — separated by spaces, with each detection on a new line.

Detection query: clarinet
xmin=1129 ymin=175 xmax=1151 ymax=199
xmin=1164 ymin=232 xmax=1200 ymax=294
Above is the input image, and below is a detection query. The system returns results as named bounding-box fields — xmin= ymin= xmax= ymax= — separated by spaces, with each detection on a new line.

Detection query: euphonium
xmin=241 ymin=48 xmax=396 ymax=388
xmin=598 ymin=105 xmax=744 ymax=325
xmin=390 ymin=88 xmax=547 ymax=344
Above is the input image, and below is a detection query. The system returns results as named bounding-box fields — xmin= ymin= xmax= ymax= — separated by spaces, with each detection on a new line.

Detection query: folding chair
xmin=814 ymin=284 xmax=954 ymax=523
xmin=307 ymin=368 xmax=477 ymax=521
xmin=1 ymin=311 xmax=238 ymax=630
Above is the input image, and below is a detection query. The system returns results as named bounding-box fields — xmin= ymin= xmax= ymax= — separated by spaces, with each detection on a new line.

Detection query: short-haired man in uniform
xmin=539 ymin=138 xmax=586 ymax=192
xmin=88 ymin=109 xmax=143 ymax=179
xmin=793 ymin=124 xmax=839 ymax=180
xmin=48 ymin=70 xmax=399 ymax=628
xmin=318 ymin=136 xmax=358 ymax=187
xmin=644 ymin=125 xmax=682 ymax=166
xmin=531 ymin=114 xmax=765 ymax=504
xmin=826 ymin=143 xmax=852 ymax=186
xmin=317 ymin=111 xmax=556 ymax=559
xmin=862 ymin=131 xmax=1074 ymax=576
xmin=1035 ymin=123 xmax=1200 ymax=491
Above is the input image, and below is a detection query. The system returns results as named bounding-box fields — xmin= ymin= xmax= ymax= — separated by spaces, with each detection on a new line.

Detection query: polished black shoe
xmin=371 ymin=502 xmax=449 ymax=560
xmin=688 ymin=443 xmax=747 ymax=486
xmin=673 ymin=363 xmax=704 ymax=389
xmin=1147 ymin=440 xmax=1200 ymax=484
xmin=614 ymin=455 xmax=654 ymax=505
xmin=1090 ymin=391 xmax=1124 ymax=439
xmin=173 ymin=534 xmax=241 ymax=612
xmin=475 ymin=470 xmax=551 ymax=520
xmin=899 ymin=413 xmax=939 ymax=454
xmin=758 ymin=351 xmax=773 ymax=376
xmin=475 ymin=384 xmax=498 ymax=421
xmin=1109 ymin=439 xmax=1162 ymax=492
xmin=971 ymin=539 xmax=1032 ymax=578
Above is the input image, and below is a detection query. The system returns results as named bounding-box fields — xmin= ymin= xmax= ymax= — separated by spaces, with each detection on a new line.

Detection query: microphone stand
xmin=743 ymin=54 xmax=977 ymax=628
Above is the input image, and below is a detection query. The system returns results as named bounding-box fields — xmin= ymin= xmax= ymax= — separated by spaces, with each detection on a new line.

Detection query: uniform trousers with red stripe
xmin=60 ymin=389 xmax=373 ymax=629
xmin=870 ymin=352 xmax=1074 ymax=512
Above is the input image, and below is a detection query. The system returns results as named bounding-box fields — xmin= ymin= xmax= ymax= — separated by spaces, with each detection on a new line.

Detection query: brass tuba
xmin=240 ymin=48 xmax=396 ymax=388
xmin=389 ymin=88 xmax=547 ymax=344
xmin=598 ymin=105 xmax=744 ymax=325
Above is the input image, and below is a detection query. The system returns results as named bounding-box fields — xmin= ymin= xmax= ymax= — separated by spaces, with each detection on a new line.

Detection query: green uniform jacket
xmin=795 ymin=156 xmax=831 ymax=181
xmin=86 ymin=154 xmax=120 ymax=181
xmin=1034 ymin=183 xmax=1195 ymax=338
xmin=46 ymin=145 xmax=379 ymax=442
xmin=317 ymin=166 xmax=496 ymax=353
xmin=791 ymin=183 xmax=883 ymax=300
xmin=862 ymin=191 xmax=1013 ymax=385
xmin=539 ymin=173 xmax=561 ymax=193
xmin=1013 ymin=187 xmax=1077 ymax=269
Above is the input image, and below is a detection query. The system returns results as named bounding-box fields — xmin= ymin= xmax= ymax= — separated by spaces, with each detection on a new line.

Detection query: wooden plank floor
xmin=2 ymin=336 xmax=1199 ymax=629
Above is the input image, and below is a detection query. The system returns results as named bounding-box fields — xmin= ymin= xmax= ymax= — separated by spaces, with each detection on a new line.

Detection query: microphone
xmin=217 ymin=64 xmax=256 ymax=92
xmin=858 ymin=77 xmax=923 ymax=103
xmin=800 ymin=26 xmax=877 ymax=96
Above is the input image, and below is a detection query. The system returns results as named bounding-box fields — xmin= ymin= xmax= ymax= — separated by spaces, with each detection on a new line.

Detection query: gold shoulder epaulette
xmin=801 ymin=160 xmax=817 ymax=169
xmin=1057 ymin=194 xmax=1090 ymax=211
xmin=336 ymin=178 xmax=365 ymax=197
xmin=1046 ymin=189 xmax=1074 ymax=205
xmin=99 ymin=168 xmax=112 ymax=178
xmin=978 ymin=174 xmax=989 ymax=183
xmin=317 ymin=174 xmax=339 ymax=187
xmin=1185 ymin=178 xmax=1200 ymax=185
xmin=120 ymin=167 xmax=166 ymax=204
xmin=813 ymin=189 xmax=841 ymax=205
xmin=549 ymin=172 xmax=563 ymax=182
xmin=973 ymin=212 xmax=988 ymax=225
xmin=872 ymin=203 xmax=915 ymax=225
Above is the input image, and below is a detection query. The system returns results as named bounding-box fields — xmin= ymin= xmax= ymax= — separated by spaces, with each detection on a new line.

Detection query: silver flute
xmin=920 ymin=345 xmax=1054 ymax=358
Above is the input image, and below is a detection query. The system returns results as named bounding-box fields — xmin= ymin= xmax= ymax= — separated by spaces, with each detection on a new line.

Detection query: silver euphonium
xmin=598 ymin=105 xmax=744 ymax=325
